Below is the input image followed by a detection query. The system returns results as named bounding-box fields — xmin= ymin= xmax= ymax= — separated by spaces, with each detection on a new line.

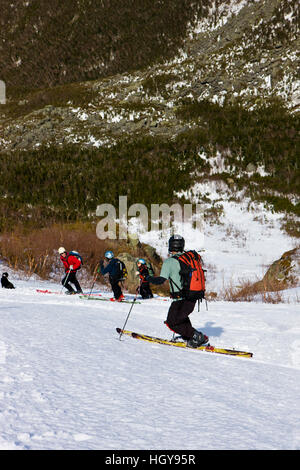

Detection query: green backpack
xmin=146 ymin=261 xmax=155 ymax=277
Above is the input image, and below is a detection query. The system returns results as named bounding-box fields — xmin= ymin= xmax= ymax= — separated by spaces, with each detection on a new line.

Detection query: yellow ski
xmin=116 ymin=328 xmax=253 ymax=358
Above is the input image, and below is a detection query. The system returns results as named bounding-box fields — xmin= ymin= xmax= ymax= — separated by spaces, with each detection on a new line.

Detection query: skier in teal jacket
xmin=146 ymin=235 xmax=208 ymax=348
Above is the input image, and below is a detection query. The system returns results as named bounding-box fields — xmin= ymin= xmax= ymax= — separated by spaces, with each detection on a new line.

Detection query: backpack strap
xmin=169 ymin=254 xmax=183 ymax=299
xmin=169 ymin=278 xmax=182 ymax=299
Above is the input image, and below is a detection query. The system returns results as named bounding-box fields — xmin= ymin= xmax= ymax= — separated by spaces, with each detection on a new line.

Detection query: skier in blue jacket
xmin=98 ymin=251 xmax=125 ymax=301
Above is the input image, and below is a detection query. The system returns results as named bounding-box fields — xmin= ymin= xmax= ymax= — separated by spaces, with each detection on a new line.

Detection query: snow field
xmin=0 ymin=280 xmax=299 ymax=450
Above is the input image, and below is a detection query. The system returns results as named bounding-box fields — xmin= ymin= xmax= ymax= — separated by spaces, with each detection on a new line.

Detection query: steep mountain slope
xmin=0 ymin=0 xmax=299 ymax=235
xmin=0 ymin=0 xmax=207 ymax=90
xmin=1 ymin=0 xmax=298 ymax=143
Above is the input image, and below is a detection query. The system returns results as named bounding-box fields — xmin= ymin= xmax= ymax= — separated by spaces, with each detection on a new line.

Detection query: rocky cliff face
xmin=0 ymin=0 xmax=298 ymax=153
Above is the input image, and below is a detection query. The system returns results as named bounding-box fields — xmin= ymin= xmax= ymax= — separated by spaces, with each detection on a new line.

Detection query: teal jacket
xmin=147 ymin=254 xmax=183 ymax=298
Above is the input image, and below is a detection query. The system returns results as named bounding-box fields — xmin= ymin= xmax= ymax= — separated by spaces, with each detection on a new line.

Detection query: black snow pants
xmin=110 ymin=277 xmax=122 ymax=300
xmin=139 ymin=282 xmax=153 ymax=299
xmin=62 ymin=271 xmax=82 ymax=293
xmin=165 ymin=299 xmax=196 ymax=339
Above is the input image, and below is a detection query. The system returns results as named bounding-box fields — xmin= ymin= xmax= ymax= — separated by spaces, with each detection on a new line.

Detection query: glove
xmin=69 ymin=265 xmax=73 ymax=270
xmin=135 ymin=271 xmax=140 ymax=276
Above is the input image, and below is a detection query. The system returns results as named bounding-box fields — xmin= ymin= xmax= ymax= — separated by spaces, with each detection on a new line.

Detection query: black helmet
xmin=168 ymin=234 xmax=185 ymax=253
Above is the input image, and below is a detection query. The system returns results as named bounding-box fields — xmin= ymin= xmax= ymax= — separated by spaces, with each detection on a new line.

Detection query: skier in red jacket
xmin=58 ymin=247 xmax=83 ymax=295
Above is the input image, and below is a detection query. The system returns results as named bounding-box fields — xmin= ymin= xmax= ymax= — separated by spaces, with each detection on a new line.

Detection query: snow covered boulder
xmin=117 ymin=252 xmax=139 ymax=293
xmin=257 ymin=247 xmax=300 ymax=291
xmin=117 ymin=247 xmax=168 ymax=296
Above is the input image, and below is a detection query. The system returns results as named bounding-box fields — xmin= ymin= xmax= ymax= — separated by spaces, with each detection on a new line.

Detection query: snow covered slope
xmin=0 ymin=278 xmax=299 ymax=450
xmin=137 ymin=180 xmax=299 ymax=296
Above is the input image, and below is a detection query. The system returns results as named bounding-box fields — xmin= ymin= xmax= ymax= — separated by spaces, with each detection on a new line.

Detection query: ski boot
xmin=187 ymin=331 xmax=209 ymax=348
xmin=65 ymin=290 xmax=76 ymax=295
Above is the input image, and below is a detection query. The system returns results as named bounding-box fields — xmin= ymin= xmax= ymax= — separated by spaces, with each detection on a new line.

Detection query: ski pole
xmin=119 ymin=291 xmax=139 ymax=341
xmin=88 ymin=269 xmax=99 ymax=299
xmin=60 ymin=269 xmax=71 ymax=294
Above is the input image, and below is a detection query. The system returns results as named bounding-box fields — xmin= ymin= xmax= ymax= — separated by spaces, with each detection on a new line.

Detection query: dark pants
xmin=140 ymin=282 xmax=153 ymax=299
xmin=1 ymin=277 xmax=15 ymax=289
xmin=62 ymin=271 xmax=82 ymax=293
xmin=110 ymin=278 xmax=122 ymax=299
xmin=165 ymin=299 xmax=196 ymax=339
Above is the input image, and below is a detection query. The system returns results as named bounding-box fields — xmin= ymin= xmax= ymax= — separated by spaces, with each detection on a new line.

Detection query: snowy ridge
xmin=190 ymin=0 xmax=261 ymax=35
xmin=132 ymin=180 xmax=299 ymax=296
xmin=0 ymin=277 xmax=299 ymax=450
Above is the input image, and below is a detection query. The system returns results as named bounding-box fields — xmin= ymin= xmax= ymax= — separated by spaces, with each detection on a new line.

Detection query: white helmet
xmin=58 ymin=247 xmax=66 ymax=255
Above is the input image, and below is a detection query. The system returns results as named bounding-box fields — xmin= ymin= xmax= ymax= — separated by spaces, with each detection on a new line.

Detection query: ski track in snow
xmin=0 ymin=280 xmax=299 ymax=450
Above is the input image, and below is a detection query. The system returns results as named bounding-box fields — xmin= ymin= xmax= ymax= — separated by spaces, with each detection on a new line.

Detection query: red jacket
xmin=60 ymin=253 xmax=81 ymax=273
